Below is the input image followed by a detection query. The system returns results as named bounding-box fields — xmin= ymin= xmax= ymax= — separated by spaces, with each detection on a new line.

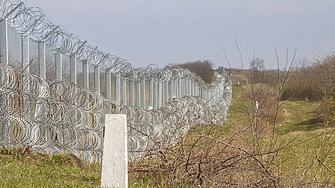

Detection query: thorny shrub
xmin=129 ymin=53 xmax=335 ymax=187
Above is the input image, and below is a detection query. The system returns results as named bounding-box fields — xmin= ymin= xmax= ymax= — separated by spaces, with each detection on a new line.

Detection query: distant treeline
xmin=165 ymin=60 xmax=215 ymax=84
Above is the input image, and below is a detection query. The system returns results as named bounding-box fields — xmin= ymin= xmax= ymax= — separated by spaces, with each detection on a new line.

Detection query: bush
xmin=316 ymin=96 xmax=335 ymax=123
xmin=165 ymin=60 xmax=215 ymax=83
xmin=281 ymin=67 xmax=323 ymax=101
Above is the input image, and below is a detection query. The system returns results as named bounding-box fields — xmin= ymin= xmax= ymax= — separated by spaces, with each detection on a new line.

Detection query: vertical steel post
xmin=207 ymin=89 xmax=211 ymax=104
xmin=55 ymin=53 xmax=62 ymax=80
xmin=55 ymin=53 xmax=63 ymax=124
xmin=121 ymin=78 xmax=127 ymax=105
xmin=149 ymin=79 xmax=153 ymax=110
xmin=55 ymin=53 xmax=62 ymax=96
xmin=70 ymin=54 xmax=76 ymax=85
xmin=188 ymin=79 xmax=191 ymax=96
xmin=0 ymin=19 xmax=8 ymax=65
xmin=215 ymin=87 xmax=219 ymax=104
xmin=22 ymin=33 xmax=29 ymax=73
xmin=190 ymin=80 xmax=193 ymax=95
xmin=82 ymin=60 xmax=89 ymax=89
xmin=195 ymin=84 xmax=197 ymax=96
xmin=201 ymin=88 xmax=205 ymax=99
xmin=164 ymin=81 xmax=168 ymax=105
xmin=158 ymin=81 xmax=163 ymax=108
xmin=184 ymin=78 xmax=188 ymax=95
xmin=196 ymin=86 xmax=199 ymax=97
xmin=70 ymin=54 xmax=77 ymax=126
xmin=153 ymin=80 xmax=157 ymax=110
xmin=106 ymin=71 xmax=111 ymax=99
xmin=129 ymin=81 xmax=134 ymax=106
xmin=170 ymin=77 xmax=175 ymax=102
xmin=135 ymin=82 xmax=140 ymax=107
xmin=22 ymin=33 xmax=30 ymax=118
xmin=115 ymin=73 xmax=121 ymax=103
xmin=94 ymin=65 xmax=100 ymax=93
xmin=106 ymin=70 xmax=112 ymax=114
xmin=175 ymin=78 xmax=178 ymax=98
xmin=192 ymin=80 xmax=195 ymax=96
xmin=180 ymin=78 xmax=185 ymax=97
xmin=141 ymin=79 xmax=145 ymax=109
xmin=21 ymin=24 xmax=33 ymax=142
xmin=221 ymin=82 xmax=224 ymax=99
xmin=38 ymin=41 xmax=46 ymax=79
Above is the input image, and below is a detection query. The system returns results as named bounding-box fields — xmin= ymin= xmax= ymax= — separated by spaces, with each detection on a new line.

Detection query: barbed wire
xmin=0 ymin=63 xmax=232 ymax=162
xmin=0 ymin=0 xmax=226 ymax=90
xmin=0 ymin=0 xmax=233 ymax=162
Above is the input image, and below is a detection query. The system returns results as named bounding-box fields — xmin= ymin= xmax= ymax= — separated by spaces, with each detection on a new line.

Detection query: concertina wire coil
xmin=0 ymin=0 xmax=233 ymax=162
xmin=1 ymin=0 xmax=219 ymax=90
xmin=0 ymin=63 xmax=232 ymax=162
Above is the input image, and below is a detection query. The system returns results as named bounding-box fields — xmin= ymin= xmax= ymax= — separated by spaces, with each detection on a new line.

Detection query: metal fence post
xmin=106 ymin=71 xmax=111 ymax=99
xmin=22 ymin=33 xmax=29 ymax=73
xmin=158 ymin=81 xmax=163 ymax=108
xmin=121 ymin=78 xmax=127 ymax=105
xmin=153 ymin=80 xmax=157 ymax=110
xmin=164 ymin=81 xmax=168 ymax=105
xmin=178 ymin=78 xmax=182 ymax=98
xmin=189 ymin=80 xmax=192 ymax=96
xmin=192 ymin=80 xmax=196 ymax=96
xmin=55 ymin=53 xmax=62 ymax=80
xmin=82 ymin=60 xmax=89 ymax=89
xmin=175 ymin=78 xmax=178 ymax=98
xmin=198 ymin=86 xmax=201 ymax=97
xmin=54 ymin=53 xmax=63 ymax=129
xmin=141 ymin=79 xmax=145 ymax=109
xmin=215 ymin=87 xmax=219 ymax=104
xmin=135 ymin=82 xmax=140 ymax=107
xmin=70 ymin=54 xmax=76 ymax=85
xmin=170 ymin=77 xmax=175 ymax=102
xmin=0 ymin=19 xmax=8 ymax=144
xmin=202 ymin=88 xmax=204 ymax=98
xmin=94 ymin=65 xmax=100 ymax=93
xmin=0 ymin=19 xmax=8 ymax=65
xmin=129 ymin=81 xmax=134 ymax=106
xmin=106 ymin=70 xmax=112 ymax=114
xmin=207 ymin=89 xmax=211 ymax=104
xmin=184 ymin=78 xmax=188 ymax=95
xmin=149 ymin=78 xmax=153 ymax=110
xmin=55 ymin=52 xmax=62 ymax=96
xmin=21 ymin=33 xmax=30 ymax=119
xmin=38 ymin=41 xmax=46 ymax=79
xmin=115 ymin=73 xmax=121 ymax=103
xmin=70 ymin=54 xmax=77 ymax=126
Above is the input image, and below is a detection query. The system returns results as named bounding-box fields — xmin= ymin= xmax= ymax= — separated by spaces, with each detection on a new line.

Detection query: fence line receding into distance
xmin=0 ymin=0 xmax=232 ymax=162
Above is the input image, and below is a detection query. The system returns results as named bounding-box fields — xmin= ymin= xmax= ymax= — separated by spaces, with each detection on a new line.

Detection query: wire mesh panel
xmin=45 ymin=47 xmax=55 ymax=80
xmin=62 ymin=53 xmax=70 ymax=81
xmin=100 ymin=68 xmax=106 ymax=98
xmin=28 ymin=37 xmax=38 ymax=75
xmin=7 ymin=24 xmax=21 ymax=71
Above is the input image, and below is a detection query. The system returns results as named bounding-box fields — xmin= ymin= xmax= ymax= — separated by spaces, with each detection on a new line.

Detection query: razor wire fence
xmin=0 ymin=0 xmax=232 ymax=162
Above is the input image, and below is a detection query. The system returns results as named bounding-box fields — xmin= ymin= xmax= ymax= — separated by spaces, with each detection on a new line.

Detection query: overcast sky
xmin=24 ymin=0 xmax=335 ymax=70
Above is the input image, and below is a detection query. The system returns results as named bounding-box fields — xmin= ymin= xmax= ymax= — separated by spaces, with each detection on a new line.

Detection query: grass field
xmin=0 ymin=147 xmax=101 ymax=187
xmin=1 ymin=88 xmax=335 ymax=187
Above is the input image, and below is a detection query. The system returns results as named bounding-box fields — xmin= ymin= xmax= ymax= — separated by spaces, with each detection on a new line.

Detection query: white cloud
xmin=313 ymin=2 xmax=335 ymax=12
xmin=249 ymin=2 xmax=307 ymax=16
xmin=249 ymin=1 xmax=335 ymax=16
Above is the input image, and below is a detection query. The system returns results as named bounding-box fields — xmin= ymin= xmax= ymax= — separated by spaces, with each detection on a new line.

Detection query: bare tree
xmin=249 ymin=57 xmax=265 ymax=84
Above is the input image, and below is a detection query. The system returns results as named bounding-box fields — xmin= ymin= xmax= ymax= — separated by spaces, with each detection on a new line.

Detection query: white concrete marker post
xmin=101 ymin=114 xmax=128 ymax=188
